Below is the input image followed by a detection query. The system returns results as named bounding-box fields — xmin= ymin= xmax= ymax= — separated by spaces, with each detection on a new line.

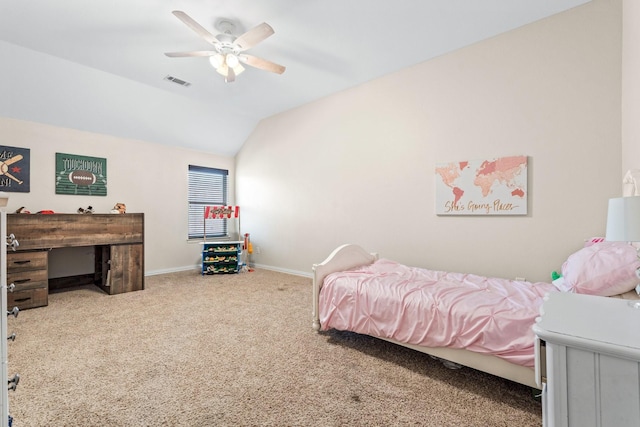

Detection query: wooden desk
xmin=6 ymin=213 xmax=144 ymax=309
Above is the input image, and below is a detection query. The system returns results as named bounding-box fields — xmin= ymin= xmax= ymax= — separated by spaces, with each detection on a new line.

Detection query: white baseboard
xmin=145 ymin=265 xmax=199 ymax=276
xmin=145 ymin=263 xmax=312 ymax=278
xmin=250 ymin=263 xmax=312 ymax=278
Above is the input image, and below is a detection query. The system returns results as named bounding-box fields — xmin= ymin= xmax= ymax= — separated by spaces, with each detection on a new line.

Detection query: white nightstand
xmin=533 ymin=292 xmax=640 ymax=427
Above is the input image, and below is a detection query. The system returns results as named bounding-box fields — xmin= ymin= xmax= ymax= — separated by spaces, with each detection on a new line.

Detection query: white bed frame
xmin=312 ymin=244 xmax=540 ymax=389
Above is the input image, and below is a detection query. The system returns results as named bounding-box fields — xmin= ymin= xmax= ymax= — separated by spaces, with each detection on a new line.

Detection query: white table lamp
xmin=606 ymin=196 xmax=640 ymax=242
xmin=606 ymin=196 xmax=640 ymax=304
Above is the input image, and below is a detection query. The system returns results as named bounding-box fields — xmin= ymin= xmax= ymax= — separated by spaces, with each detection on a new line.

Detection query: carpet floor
xmin=7 ymin=269 xmax=542 ymax=426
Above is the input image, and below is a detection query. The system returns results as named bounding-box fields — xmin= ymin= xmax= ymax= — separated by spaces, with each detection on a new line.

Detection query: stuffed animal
xmin=77 ymin=206 xmax=94 ymax=214
xmin=112 ymin=203 xmax=126 ymax=214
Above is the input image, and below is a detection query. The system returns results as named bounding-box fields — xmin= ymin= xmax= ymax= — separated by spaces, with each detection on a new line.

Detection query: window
xmin=188 ymin=165 xmax=228 ymax=239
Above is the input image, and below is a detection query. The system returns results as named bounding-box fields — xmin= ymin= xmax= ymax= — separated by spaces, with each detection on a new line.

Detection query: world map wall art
xmin=435 ymin=155 xmax=528 ymax=215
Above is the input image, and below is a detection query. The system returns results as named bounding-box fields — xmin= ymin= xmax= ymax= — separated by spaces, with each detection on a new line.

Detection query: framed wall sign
xmin=0 ymin=145 xmax=30 ymax=193
xmin=55 ymin=152 xmax=107 ymax=196
xmin=435 ymin=155 xmax=528 ymax=215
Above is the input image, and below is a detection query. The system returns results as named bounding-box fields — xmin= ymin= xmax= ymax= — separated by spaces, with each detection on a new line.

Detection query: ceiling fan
xmin=165 ymin=10 xmax=286 ymax=83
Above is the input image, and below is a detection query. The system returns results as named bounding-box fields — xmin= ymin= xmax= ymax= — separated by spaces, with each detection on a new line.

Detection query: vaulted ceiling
xmin=0 ymin=0 xmax=590 ymax=156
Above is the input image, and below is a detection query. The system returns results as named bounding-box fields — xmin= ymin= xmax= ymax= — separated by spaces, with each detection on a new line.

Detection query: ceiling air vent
xmin=164 ymin=75 xmax=191 ymax=87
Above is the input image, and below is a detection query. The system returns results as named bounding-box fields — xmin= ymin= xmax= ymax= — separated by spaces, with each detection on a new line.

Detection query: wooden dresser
xmin=6 ymin=250 xmax=48 ymax=310
xmin=6 ymin=213 xmax=144 ymax=309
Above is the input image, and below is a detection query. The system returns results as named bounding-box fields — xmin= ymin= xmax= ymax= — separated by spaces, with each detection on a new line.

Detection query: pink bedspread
xmin=319 ymin=259 xmax=556 ymax=367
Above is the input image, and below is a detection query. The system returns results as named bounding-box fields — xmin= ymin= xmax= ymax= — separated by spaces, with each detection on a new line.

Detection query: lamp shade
xmin=209 ymin=53 xmax=225 ymax=69
xmin=225 ymin=54 xmax=239 ymax=68
xmin=606 ymin=196 xmax=640 ymax=241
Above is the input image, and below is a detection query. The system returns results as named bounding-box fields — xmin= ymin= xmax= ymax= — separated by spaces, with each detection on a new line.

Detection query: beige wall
xmin=0 ymin=1 xmax=626 ymax=281
xmin=0 ymin=117 xmax=235 ymax=275
xmin=236 ymin=0 xmax=622 ymax=282
xmin=622 ymin=0 xmax=640 ymax=176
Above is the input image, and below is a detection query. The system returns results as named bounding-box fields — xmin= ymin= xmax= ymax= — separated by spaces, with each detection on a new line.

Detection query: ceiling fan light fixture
xmin=215 ymin=64 xmax=228 ymax=76
xmin=234 ymin=64 xmax=245 ymax=75
xmin=167 ymin=11 xmax=285 ymax=82
xmin=225 ymin=53 xmax=239 ymax=68
xmin=215 ymin=63 xmax=245 ymax=77
xmin=209 ymin=53 xmax=225 ymax=69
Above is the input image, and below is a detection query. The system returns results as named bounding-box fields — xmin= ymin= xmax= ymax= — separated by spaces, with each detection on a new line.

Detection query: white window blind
xmin=188 ymin=165 xmax=228 ymax=239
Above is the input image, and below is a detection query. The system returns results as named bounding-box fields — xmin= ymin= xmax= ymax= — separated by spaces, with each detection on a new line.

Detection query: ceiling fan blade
xmin=172 ymin=10 xmax=218 ymax=45
xmin=234 ymin=22 xmax=274 ymax=51
xmin=225 ymin=67 xmax=236 ymax=83
xmin=165 ymin=50 xmax=216 ymax=58
xmin=238 ymin=54 xmax=286 ymax=74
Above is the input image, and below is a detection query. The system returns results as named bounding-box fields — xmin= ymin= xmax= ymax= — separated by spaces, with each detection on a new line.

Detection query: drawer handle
xmin=8 ymin=373 xmax=20 ymax=392
xmin=6 ymin=234 xmax=19 ymax=251
xmin=13 ymin=298 xmax=31 ymax=303
xmin=13 ymin=279 xmax=31 ymax=284
xmin=13 ymin=260 xmax=31 ymax=265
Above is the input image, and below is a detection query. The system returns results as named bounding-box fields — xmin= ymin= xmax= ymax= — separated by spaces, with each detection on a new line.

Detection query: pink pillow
xmin=559 ymin=241 xmax=640 ymax=296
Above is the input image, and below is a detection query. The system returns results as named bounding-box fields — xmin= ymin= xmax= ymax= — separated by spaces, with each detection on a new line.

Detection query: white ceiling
xmin=0 ymin=0 xmax=590 ymax=156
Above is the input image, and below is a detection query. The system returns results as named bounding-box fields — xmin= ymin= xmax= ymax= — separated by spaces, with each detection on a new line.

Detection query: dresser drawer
xmin=7 ymin=269 xmax=48 ymax=291
xmin=7 ymin=250 xmax=48 ymax=273
xmin=7 ymin=287 xmax=48 ymax=310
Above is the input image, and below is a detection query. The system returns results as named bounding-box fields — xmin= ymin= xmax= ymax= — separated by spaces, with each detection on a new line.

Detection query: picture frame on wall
xmin=0 ymin=145 xmax=31 ymax=193
xmin=55 ymin=152 xmax=107 ymax=196
xmin=435 ymin=155 xmax=528 ymax=215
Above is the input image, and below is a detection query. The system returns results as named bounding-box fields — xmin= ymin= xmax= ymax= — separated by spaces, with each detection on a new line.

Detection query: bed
xmin=312 ymin=243 xmax=640 ymax=389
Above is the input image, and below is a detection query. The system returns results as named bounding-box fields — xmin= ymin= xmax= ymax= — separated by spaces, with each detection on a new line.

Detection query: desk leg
xmin=95 ymin=246 xmax=110 ymax=291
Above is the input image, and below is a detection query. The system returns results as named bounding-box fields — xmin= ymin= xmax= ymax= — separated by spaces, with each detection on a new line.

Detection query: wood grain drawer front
xmin=8 ymin=287 xmax=48 ymax=310
xmin=7 ymin=250 xmax=48 ymax=272
xmin=7 ymin=269 xmax=48 ymax=291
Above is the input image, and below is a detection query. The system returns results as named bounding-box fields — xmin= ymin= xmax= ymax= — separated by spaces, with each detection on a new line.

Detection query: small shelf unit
xmin=201 ymin=241 xmax=243 ymax=275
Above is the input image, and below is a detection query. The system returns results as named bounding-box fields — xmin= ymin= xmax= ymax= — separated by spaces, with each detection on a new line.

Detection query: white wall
xmin=0 ymin=117 xmax=235 ymax=275
xmin=236 ymin=0 xmax=622 ymax=282
xmin=622 ymin=0 xmax=640 ymax=176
